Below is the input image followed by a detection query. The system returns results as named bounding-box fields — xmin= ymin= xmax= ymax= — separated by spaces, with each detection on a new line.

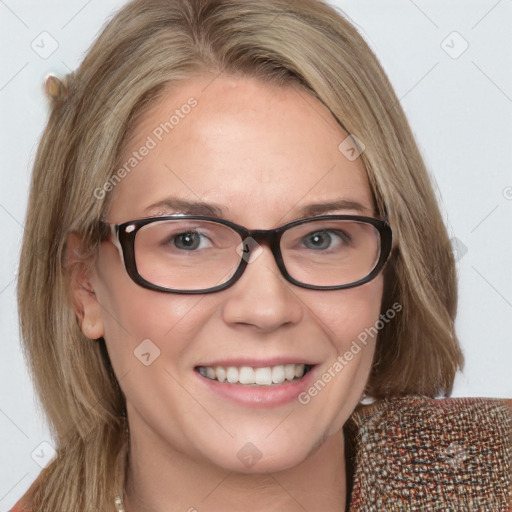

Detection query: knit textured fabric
xmin=344 ymin=396 xmax=512 ymax=511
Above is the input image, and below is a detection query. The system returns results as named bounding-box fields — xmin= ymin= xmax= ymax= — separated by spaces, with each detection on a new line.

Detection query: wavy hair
xmin=17 ymin=0 xmax=463 ymax=509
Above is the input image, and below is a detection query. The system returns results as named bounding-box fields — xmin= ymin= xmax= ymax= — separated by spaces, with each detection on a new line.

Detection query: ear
xmin=65 ymin=233 xmax=105 ymax=341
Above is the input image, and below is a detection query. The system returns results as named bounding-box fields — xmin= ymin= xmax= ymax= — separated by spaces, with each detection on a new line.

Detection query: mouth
xmin=195 ymin=363 xmax=314 ymax=386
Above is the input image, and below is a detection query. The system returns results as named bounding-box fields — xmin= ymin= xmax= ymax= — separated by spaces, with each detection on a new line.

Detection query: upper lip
xmin=196 ymin=357 xmax=318 ymax=368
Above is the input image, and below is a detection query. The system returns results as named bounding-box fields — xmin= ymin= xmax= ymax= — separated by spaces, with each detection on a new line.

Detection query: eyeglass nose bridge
xmin=235 ymin=228 xmax=288 ymax=278
xmin=241 ymin=227 xmax=284 ymax=252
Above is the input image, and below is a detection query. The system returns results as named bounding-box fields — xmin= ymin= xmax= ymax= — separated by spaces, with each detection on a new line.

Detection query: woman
xmin=15 ymin=0 xmax=511 ymax=510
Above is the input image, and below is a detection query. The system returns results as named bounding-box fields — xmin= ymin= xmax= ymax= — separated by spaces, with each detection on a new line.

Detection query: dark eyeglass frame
xmin=100 ymin=214 xmax=393 ymax=294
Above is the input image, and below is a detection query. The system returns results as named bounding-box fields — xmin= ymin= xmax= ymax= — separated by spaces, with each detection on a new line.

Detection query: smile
xmin=196 ymin=363 xmax=313 ymax=386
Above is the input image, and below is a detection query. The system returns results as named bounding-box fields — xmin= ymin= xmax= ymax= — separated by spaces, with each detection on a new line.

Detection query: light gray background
xmin=1 ymin=0 xmax=511 ymax=508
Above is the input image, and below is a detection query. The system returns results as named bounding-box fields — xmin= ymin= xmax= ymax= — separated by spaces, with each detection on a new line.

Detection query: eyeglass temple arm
xmin=108 ymin=224 xmax=124 ymax=260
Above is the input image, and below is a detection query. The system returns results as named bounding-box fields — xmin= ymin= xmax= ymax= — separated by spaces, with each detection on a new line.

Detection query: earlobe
xmin=65 ymin=233 xmax=105 ymax=341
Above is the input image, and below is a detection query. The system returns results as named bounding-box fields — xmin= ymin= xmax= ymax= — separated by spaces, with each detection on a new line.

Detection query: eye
xmin=170 ymin=231 xmax=211 ymax=251
xmin=302 ymin=230 xmax=350 ymax=250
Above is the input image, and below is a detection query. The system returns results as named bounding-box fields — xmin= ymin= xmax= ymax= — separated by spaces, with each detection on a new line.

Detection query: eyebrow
xmin=143 ymin=197 xmax=372 ymax=218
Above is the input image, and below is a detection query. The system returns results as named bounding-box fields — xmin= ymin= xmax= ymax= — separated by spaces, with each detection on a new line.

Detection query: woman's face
xmin=79 ymin=74 xmax=384 ymax=473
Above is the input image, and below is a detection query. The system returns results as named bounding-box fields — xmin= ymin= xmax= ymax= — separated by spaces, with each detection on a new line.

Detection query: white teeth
xmin=284 ymin=364 xmax=295 ymax=381
xmin=198 ymin=363 xmax=310 ymax=386
xmin=271 ymin=365 xmax=285 ymax=384
xmin=239 ymin=366 xmax=255 ymax=384
xmin=254 ymin=367 xmax=272 ymax=385
xmin=226 ymin=367 xmax=239 ymax=383
xmin=215 ymin=366 xmax=226 ymax=383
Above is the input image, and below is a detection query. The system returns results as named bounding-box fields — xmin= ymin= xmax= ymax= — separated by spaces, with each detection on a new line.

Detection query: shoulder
xmin=345 ymin=395 xmax=512 ymax=510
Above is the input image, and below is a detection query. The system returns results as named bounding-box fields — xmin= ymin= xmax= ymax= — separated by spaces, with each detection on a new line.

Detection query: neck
xmin=123 ymin=424 xmax=347 ymax=512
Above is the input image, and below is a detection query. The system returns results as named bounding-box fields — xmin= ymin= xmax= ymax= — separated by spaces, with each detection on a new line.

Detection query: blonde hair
xmin=17 ymin=0 xmax=463 ymax=509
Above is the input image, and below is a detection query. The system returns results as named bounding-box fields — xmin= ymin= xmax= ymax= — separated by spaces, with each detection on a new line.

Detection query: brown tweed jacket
xmin=344 ymin=396 xmax=512 ymax=511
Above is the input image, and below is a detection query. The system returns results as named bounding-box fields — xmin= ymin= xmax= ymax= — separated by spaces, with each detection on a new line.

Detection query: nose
xmin=221 ymin=246 xmax=303 ymax=333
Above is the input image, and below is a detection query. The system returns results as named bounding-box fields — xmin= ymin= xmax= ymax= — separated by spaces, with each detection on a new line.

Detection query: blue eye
xmin=302 ymin=230 xmax=350 ymax=250
xmin=152 ymin=221 xmax=235 ymax=255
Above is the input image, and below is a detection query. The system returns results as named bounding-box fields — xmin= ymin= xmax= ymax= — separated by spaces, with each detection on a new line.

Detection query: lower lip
xmin=194 ymin=367 xmax=318 ymax=408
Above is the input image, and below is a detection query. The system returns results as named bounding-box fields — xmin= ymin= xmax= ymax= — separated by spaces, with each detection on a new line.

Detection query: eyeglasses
xmin=100 ymin=215 xmax=392 ymax=294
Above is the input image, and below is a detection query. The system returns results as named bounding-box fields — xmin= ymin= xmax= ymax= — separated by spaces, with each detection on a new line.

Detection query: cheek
xmin=94 ymin=256 xmax=217 ymax=374
xmin=312 ymin=277 xmax=384 ymax=351
xmin=293 ymin=278 xmax=384 ymax=438
xmin=310 ymin=278 xmax=383 ymax=397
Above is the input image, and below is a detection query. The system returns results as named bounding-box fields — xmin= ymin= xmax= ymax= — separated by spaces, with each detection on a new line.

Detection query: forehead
xmin=108 ymin=74 xmax=373 ymax=226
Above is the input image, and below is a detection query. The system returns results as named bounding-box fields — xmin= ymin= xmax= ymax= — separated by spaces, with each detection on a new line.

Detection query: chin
xmin=200 ymin=428 xmax=325 ymax=475
xmin=216 ymin=448 xmax=310 ymax=475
